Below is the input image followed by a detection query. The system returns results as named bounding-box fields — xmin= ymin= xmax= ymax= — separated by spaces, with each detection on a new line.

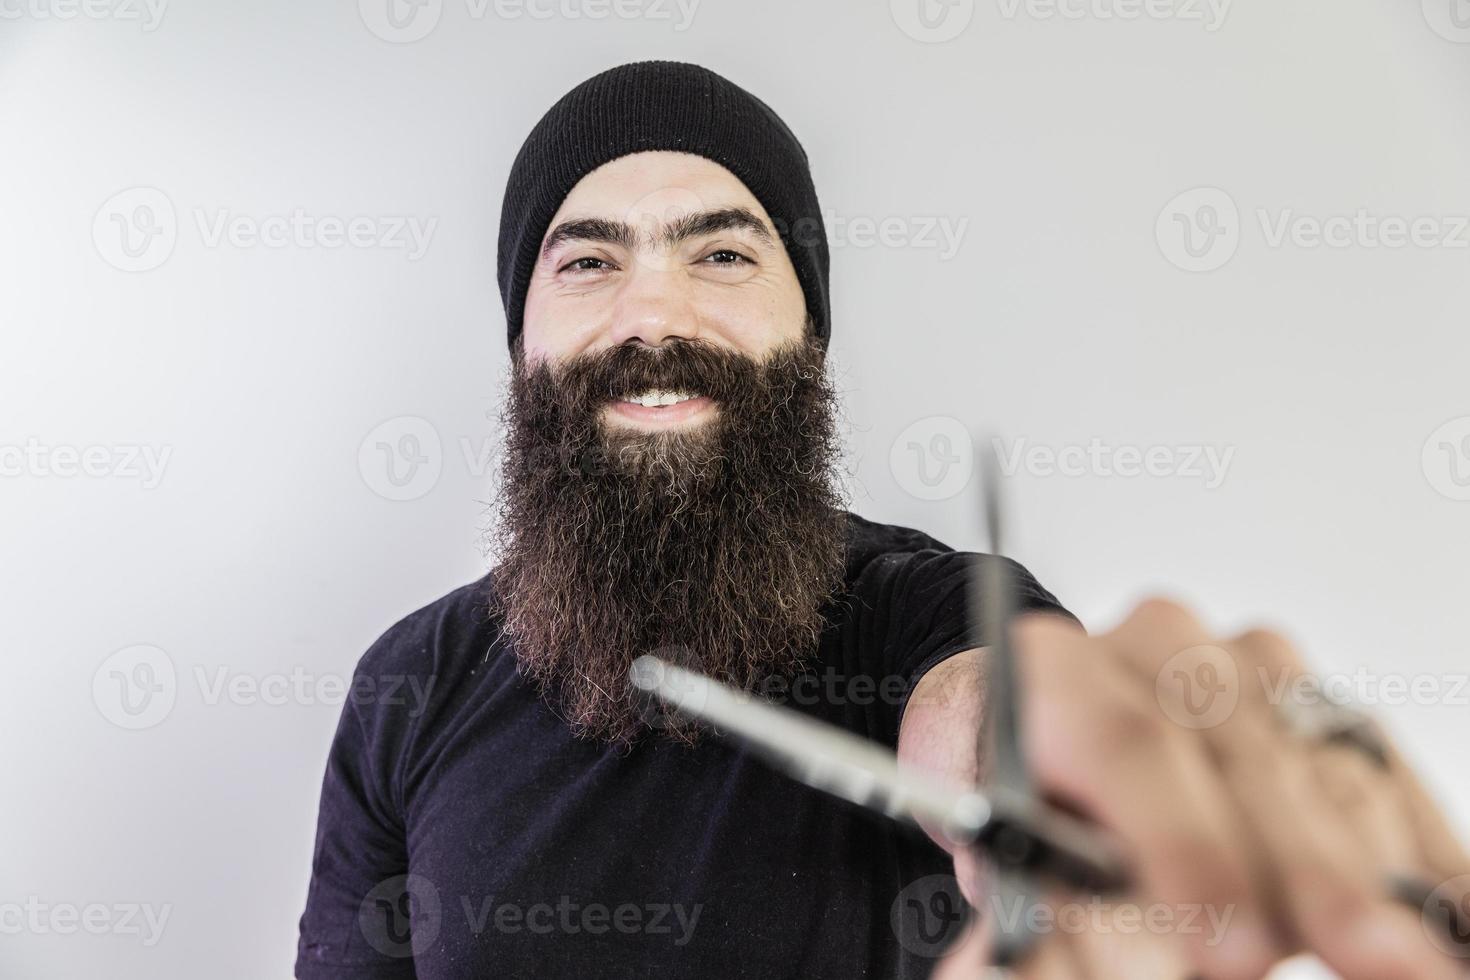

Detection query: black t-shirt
xmin=296 ymin=510 xmax=1073 ymax=980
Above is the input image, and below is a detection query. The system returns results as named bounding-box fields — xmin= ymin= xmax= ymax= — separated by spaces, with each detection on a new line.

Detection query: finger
xmin=1379 ymin=742 xmax=1470 ymax=962
xmin=1052 ymin=894 xmax=1199 ymax=980
xmin=1309 ymin=740 xmax=1418 ymax=869
xmin=1383 ymin=740 xmax=1470 ymax=883
xmin=931 ymin=913 xmax=1083 ymax=980
xmin=1013 ymin=611 xmax=1278 ymax=979
xmin=1226 ymin=630 xmax=1470 ymax=966
xmin=1212 ymin=627 xmax=1462 ymax=980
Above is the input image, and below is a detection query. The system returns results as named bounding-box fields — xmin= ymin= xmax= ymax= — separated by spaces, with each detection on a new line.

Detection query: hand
xmin=901 ymin=598 xmax=1470 ymax=979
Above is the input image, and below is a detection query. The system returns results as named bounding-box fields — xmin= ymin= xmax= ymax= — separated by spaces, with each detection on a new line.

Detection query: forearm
xmin=896 ymin=647 xmax=988 ymax=855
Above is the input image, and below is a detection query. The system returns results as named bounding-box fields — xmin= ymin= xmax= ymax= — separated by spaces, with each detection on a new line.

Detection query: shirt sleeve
xmin=295 ymin=646 xmax=420 ymax=980
xmin=882 ymin=549 xmax=1080 ymax=740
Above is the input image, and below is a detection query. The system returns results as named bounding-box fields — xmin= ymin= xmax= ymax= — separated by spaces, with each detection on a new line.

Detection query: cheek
xmin=694 ymin=281 xmax=806 ymax=351
xmin=522 ymin=286 xmax=598 ymax=361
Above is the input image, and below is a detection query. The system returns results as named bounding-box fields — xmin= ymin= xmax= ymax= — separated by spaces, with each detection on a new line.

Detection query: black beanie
xmin=496 ymin=60 xmax=830 ymax=352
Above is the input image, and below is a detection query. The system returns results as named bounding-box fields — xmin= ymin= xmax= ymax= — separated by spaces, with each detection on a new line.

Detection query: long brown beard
xmin=486 ymin=331 xmax=850 ymax=745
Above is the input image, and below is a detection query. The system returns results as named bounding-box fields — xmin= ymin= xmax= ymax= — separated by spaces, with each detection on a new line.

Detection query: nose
xmin=604 ymin=260 xmax=700 ymax=349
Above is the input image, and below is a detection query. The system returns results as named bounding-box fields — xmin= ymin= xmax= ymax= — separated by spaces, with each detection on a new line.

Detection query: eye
xmin=702 ymin=248 xmax=753 ymax=266
xmin=560 ymin=256 xmax=616 ymax=274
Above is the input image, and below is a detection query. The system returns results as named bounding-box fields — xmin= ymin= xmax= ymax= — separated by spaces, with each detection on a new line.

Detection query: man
xmin=297 ymin=61 xmax=1468 ymax=979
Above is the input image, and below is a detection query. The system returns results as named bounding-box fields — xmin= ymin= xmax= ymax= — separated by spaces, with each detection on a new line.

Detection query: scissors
xmin=630 ymin=436 xmax=1129 ymax=970
xmin=629 ymin=436 xmax=1470 ymax=972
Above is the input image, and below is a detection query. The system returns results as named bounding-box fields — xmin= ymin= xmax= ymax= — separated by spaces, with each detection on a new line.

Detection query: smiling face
xmin=520 ymin=150 xmax=810 ymax=434
xmin=490 ymin=150 xmax=848 ymax=744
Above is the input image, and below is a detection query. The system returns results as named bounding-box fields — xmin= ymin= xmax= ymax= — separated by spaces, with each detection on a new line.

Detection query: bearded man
xmin=297 ymin=61 xmax=1470 ymax=980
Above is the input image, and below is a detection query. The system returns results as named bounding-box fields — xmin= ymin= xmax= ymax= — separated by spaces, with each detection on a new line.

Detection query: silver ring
xmin=1273 ymin=675 xmax=1389 ymax=768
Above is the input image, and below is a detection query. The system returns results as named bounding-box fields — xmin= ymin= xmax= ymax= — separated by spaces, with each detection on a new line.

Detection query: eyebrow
xmin=540 ymin=206 xmax=775 ymax=261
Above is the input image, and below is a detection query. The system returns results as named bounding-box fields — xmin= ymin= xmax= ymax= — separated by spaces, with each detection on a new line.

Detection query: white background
xmin=2 ymin=1 xmax=1468 ymax=976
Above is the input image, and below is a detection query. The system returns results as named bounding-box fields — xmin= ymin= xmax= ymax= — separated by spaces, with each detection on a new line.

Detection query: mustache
xmin=527 ymin=336 xmax=772 ymax=415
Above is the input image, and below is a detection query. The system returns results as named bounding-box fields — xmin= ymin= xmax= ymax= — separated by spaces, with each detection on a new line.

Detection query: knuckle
xmin=1094 ymin=694 xmax=1169 ymax=747
xmin=1230 ymin=625 xmax=1304 ymax=669
xmin=1290 ymin=856 xmax=1375 ymax=925
xmin=1126 ymin=595 xmax=1204 ymax=635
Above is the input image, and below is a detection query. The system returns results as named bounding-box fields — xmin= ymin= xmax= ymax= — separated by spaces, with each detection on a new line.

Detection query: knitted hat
xmin=497 ymin=60 xmax=830 ymax=351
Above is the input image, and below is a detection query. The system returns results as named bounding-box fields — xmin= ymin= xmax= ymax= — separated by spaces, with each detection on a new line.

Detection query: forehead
xmin=550 ymin=150 xmax=773 ymax=228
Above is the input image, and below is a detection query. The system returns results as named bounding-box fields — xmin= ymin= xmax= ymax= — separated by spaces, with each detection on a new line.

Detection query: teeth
xmin=621 ymin=389 xmax=699 ymax=408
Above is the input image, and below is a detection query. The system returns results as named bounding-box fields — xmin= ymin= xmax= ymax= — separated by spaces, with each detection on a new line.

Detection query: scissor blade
xmin=629 ymin=655 xmax=991 ymax=846
xmin=976 ymin=436 xmax=1031 ymax=795
xmin=629 ymin=655 xmax=1131 ymax=893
